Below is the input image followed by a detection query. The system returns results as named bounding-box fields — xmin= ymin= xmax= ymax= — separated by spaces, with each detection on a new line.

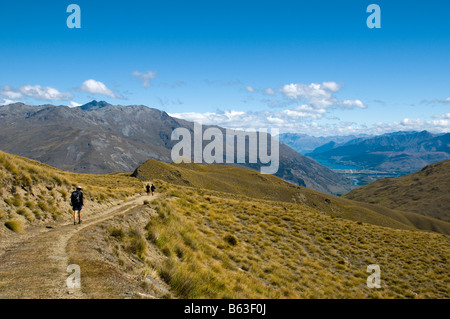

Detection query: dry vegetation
xmin=1 ymin=150 xmax=448 ymax=299
xmin=344 ymin=160 xmax=450 ymax=222
xmin=132 ymin=160 xmax=450 ymax=235
xmin=101 ymin=180 xmax=449 ymax=299
xmin=0 ymin=150 xmax=142 ymax=235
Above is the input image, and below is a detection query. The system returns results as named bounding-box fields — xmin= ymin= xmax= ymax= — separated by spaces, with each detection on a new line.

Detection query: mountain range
xmin=305 ymin=131 xmax=450 ymax=174
xmin=0 ymin=100 xmax=353 ymax=195
xmin=278 ymin=133 xmax=367 ymax=154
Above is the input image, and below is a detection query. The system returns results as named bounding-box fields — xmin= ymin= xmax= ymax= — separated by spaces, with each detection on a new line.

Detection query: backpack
xmin=71 ymin=190 xmax=82 ymax=206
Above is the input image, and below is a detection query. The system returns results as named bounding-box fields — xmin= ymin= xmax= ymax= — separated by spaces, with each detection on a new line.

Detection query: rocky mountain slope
xmin=278 ymin=133 xmax=364 ymax=154
xmin=306 ymin=131 xmax=450 ymax=173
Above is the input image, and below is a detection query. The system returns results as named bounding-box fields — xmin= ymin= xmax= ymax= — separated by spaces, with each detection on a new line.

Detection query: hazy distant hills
xmin=278 ymin=133 xmax=365 ymax=154
xmin=0 ymin=101 xmax=353 ymax=195
xmin=306 ymin=131 xmax=450 ymax=173
xmin=344 ymin=160 xmax=450 ymax=223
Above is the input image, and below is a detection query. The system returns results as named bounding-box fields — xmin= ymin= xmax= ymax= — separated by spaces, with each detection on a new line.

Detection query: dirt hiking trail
xmin=0 ymin=193 xmax=160 ymax=299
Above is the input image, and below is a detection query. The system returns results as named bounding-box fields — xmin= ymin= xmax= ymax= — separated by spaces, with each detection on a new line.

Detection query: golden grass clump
xmin=4 ymin=219 xmax=24 ymax=233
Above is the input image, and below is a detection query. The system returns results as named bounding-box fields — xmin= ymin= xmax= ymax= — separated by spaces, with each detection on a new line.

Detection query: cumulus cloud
xmin=170 ymin=103 xmax=332 ymax=131
xmin=321 ymin=81 xmax=341 ymax=92
xmin=170 ymin=107 xmax=450 ymax=137
xmin=282 ymin=105 xmax=327 ymax=119
xmin=340 ymin=99 xmax=367 ymax=109
xmin=280 ymin=81 xmax=366 ymax=110
xmin=132 ymin=70 xmax=157 ymax=87
xmin=79 ymin=79 xmax=116 ymax=98
xmin=281 ymin=82 xmax=335 ymax=103
xmin=0 ymin=99 xmax=16 ymax=106
xmin=0 ymin=86 xmax=23 ymax=99
xmin=19 ymin=85 xmax=73 ymax=100
xmin=1 ymin=85 xmax=73 ymax=101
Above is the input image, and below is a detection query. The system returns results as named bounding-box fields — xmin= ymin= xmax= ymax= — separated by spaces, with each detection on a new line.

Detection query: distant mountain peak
xmin=79 ymin=100 xmax=111 ymax=111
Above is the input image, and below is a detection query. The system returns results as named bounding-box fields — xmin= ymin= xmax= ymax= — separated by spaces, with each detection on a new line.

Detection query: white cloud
xmin=80 ymin=79 xmax=115 ymax=98
xmin=340 ymin=99 xmax=367 ymax=109
xmin=245 ymin=86 xmax=255 ymax=93
xmin=282 ymin=104 xmax=327 ymax=119
xmin=0 ymin=99 xmax=16 ymax=106
xmin=68 ymin=101 xmax=82 ymax=108
xmin=322 ymin=81 xmax=341 ymax=92
xmin=0 ymin=86 xmax=23 ymax=99
xmin=132 ymin=70 xmax=157 ymax=87
xmin=1 ymin=85 xmax=73 ymax=101
xmin=423 ymin=97 xmax=450 ymax=104
xmin=18 ymin=85 xmax=73 ymax=100
xmin=279 ymin=81 xmax=366 ymax=111
xmin=264 ymin=88 xmax=275 ymax=96
xmin=170 ymin=103 xmax=331 ymax=131
xmin=170 ymin=107 xmax=450 ymax=137
xmin=433 ymin=112 xmax=450 ymax=119
xmin=281 ymin=82 xmax=334 ymax=101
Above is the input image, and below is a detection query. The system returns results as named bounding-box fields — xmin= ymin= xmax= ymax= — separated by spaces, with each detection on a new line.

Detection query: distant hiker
xmin=151 ymin=184 xmax=156 ymax=196
xmin=146 ymin=183 xmax=151 ymax=195
xmin=71 ymin=186 xmax=84 ymax=225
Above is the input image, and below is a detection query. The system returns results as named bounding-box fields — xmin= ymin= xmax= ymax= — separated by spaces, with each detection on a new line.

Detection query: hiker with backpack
xmin=146 ymin=183 xmax=151 ymax=195
xmin=150 ymin=184 xmax=156 ymax=196
xmin=71 ymin=186 xmax=84 ymax=225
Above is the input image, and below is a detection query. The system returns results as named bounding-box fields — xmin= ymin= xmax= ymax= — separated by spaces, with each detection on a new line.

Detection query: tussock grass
xmin=0 ymin=150 xmax=143 ymax=229
xmin=109 ymin=227 xmax=125 ymax=240
xmin=4 ymin=219 xmax=24 ymax=233
xmin=134 ymin=182 xmax=449 ymax=299
xmin=132 ymin=159 xmax=450 ymax=235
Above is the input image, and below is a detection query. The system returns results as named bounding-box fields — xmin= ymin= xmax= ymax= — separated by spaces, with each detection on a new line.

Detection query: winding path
xmin=0 ymin=194 xmax=160 ymax=299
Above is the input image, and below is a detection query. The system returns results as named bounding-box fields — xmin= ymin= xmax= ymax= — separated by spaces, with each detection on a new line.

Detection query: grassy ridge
xmin=344 ymin=160 xmax=450 ymax=222
xmin=132 ymin=159 xmax=450 ymax=235
xmin=107 ymin=181 xmax=450 ymax=298
xmin=0 ymin=150 xmax=142 ymax=233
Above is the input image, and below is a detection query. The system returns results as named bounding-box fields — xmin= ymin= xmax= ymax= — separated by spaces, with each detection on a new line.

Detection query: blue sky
xmin=1 ymin=0 xmax=449 ymax=136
